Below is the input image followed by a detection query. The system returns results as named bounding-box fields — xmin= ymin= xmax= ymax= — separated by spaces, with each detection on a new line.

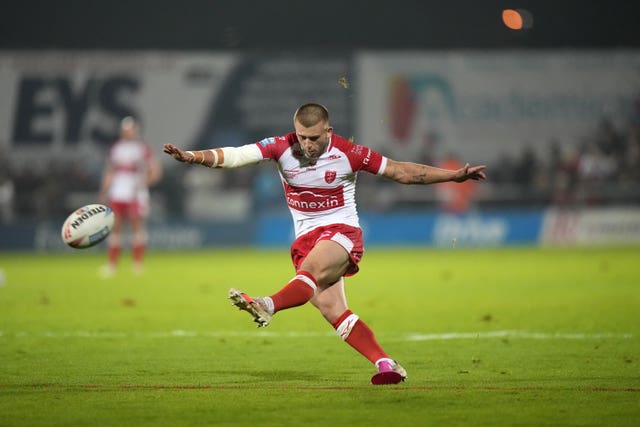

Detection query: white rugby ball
xmin=61 ymin=204 xmax=115 ymax=249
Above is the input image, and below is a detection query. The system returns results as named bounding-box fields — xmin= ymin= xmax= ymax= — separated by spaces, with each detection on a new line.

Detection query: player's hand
xmin=453 ymin=163 xmax=487 ymax=182
xmin=163 ymin=143 xmax=195 ymax=163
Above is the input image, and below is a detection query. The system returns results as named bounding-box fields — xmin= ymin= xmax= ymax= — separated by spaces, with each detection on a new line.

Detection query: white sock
xmin=258 ymin=296 xmax=275 ymax=315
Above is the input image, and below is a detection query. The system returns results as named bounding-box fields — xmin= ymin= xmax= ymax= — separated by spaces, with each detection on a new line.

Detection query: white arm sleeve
xmin=217 ymin=144 xmax=263 ymax=168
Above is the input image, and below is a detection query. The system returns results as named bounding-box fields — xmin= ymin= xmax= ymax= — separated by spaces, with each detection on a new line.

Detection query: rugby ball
xmin=61 ymin=204 xmax=115 ymax=249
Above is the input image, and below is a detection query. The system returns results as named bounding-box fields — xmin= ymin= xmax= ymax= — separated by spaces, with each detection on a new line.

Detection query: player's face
xmin=121 ymin=123 xmax=139 ymax=140
xmin=294 ymin=120 xmax=333 ymax=160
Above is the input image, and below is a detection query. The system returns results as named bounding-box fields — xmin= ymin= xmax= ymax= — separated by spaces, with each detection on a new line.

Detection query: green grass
xmin=0 ymin=246 xmax=639 ymax=426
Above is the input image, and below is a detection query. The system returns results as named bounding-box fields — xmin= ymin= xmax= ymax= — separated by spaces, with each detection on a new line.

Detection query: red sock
xmin=133 ymin=242 xmax=145 ymax=264
xmin=270 ymin=270 xmax=317 ymax=313
xmin=108 ymin=244 xmax=120 ymax=266
xmin=332 ymin=310 xmax=388 ymax=364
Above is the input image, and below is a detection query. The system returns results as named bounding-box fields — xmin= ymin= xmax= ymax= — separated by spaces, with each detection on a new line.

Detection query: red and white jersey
xmin=256 ymin=132 xmax=387 ymax=237
xmin=106 ymin=138 xmax=154 ymax=203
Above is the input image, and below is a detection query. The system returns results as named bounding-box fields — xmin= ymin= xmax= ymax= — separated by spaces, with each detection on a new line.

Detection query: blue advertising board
xmin=0 ymin=210 xmax=544 ymax=251
xmin=256 ymin=210 xmax=545 ymax=247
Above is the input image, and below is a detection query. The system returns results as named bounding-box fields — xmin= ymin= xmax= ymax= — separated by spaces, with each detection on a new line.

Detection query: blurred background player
xmin=99 ymin=117 xmax=162 ymax=277
xmin=163 ymin=103 xmax=486 ymax=384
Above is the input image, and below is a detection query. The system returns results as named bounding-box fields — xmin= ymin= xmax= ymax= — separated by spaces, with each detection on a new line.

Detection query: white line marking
xmin=404 ymin=330 xmax=634 ymax=341
xmin=0 ymin=330 xmax=633 ymax=340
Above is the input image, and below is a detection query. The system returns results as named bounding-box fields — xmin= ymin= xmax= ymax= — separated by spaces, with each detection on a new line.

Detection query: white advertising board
xmin=356 ymin=50 xmax=640 ymax=163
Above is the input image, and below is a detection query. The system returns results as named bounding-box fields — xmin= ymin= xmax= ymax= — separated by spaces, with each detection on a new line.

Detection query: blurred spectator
xmin=513 ymin=144 xmax=540 ymax=191
xmin=575 ymin=142 xmax=614 ymax=205
xmin=594 ymin=117 xmax=625 ymax=160
xmin=0 ymin=147 xmax=14 ymax=223
xmin=435 ymin=152 xmax=478 ymax=214
xmin=550 ymin=145 xmax=580 ymax=207
xmin=490 ymin=151 xmax=516 ymax=185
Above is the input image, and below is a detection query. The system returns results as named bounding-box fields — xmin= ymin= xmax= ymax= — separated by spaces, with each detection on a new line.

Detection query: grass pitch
xmin=0 ymin=246 xmax=639 ymax=426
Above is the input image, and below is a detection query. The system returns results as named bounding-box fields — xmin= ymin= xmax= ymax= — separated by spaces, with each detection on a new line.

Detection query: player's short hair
xmin=120 ymin=116 xmax=137 ymax=130
xmin=294 ymin=103 xmax=330 ymax=128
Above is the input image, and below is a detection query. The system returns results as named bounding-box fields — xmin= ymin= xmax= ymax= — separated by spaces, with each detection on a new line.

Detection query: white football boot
xmin=228 ymin=288 xmax=272 ymax=328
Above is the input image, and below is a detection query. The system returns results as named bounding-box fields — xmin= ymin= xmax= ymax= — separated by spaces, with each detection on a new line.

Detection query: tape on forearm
xmin=185 ymin=149 xmax=216 ymax=167
xmin=186 ymin=150 xmax=204 ymax=164
xmin=209 ymin=149 xmax=219 ymax=167
xmin=217 ymin=144 xmax=263 ymax=168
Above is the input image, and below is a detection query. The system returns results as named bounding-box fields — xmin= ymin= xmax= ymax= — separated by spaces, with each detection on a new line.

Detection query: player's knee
xmin=299 ymin=266 xmax=344 ymax=289
xmin=310 ymin=286 xmax=347 ymax=323
xmin=309 ymin=296 xmax=328 ymax=312
xmin=311 ymin=299 xmax=343 ymax=323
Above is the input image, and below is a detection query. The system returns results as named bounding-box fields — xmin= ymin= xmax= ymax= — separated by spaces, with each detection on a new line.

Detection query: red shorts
xmin=290 ymin=224 xmax=364 ymax=277
xmin=109 ymin=200 xmax=147 ymax=221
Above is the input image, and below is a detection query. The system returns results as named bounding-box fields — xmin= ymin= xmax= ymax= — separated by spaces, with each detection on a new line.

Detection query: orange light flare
xmin=502 ymin=8 xmax=534 ymax=30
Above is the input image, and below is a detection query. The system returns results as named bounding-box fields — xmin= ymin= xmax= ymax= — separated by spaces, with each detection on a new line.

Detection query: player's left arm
xmin=382 ymin=159 xmax=487 ymax=185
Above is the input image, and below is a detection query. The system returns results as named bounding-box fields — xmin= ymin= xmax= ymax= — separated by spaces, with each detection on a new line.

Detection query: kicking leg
xmin=264 ymin=239 xmax=352 ymax=314
xmin=228 ymin=270 xmax=318 ymax=328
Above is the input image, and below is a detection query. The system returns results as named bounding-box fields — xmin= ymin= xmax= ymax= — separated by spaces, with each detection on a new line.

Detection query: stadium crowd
xmin=1 ymin=113 xmax=639 ymax=225
xmin=488 ymin=115 xmax=640 ymax=209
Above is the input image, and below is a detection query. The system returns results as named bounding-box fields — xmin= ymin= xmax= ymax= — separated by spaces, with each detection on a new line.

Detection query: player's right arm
xmin=382 ymin=159 xmax=487 ymax=185
xmin=162 ymin=143 xmax=263 ymax=168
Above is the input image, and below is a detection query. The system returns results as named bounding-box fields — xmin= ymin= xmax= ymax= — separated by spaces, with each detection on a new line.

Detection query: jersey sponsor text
xmin=285 ymin=183 xmax=345 ymax=212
